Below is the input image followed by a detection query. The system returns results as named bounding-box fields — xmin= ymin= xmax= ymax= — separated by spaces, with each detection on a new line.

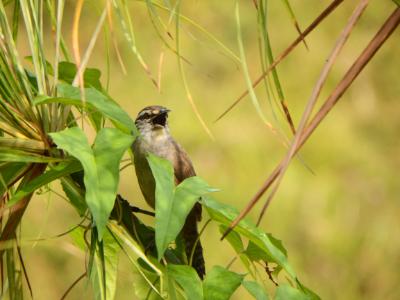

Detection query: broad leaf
xmin=275 ymin=284 xmax=310 ymax=300
xmin=202 ymin=197 xmax=295 ymax=280
xmin=219 ymin=225 xmax=244 ymax=253
xmin=58 ymin=61 xmax=102 ymax=90
xmin=203 ymin=265 xmax=243 ymax=300
xmin=167 ymin=265 xmax=203 ymax=300
xmin=243 ymin=281 xmax=269 ymax=300
xmin=147 ymin=154 xmax=216 ymax=260
xmin=34 ymin=83 xmax=136 ymax=134
xmin=219 ymin=225 xmax=252 ymax=273
xmin=132 ymin=267 xmax=162 ymax=300
xmin=50 ymin=127 xmax=134 ymax=239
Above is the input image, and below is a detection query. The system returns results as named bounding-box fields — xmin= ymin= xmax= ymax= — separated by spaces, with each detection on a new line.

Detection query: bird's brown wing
xmin=171 ymin=140 xmax=205 ymax=279
xmin=171 ymin=140 xmax=196 ymax=182
xmin=171 ymin=140 xmax=202 ymax=221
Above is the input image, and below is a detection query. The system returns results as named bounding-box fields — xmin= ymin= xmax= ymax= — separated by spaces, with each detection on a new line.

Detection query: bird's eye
xmin=138 ymin=111 xmax=151 ymax=119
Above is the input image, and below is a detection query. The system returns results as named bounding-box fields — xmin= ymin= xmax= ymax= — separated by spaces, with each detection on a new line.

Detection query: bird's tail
xmin=182 ymin=206 xmax=205 ymax=279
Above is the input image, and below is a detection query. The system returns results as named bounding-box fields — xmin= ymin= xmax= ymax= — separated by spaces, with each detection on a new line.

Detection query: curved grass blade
xmin=280 ymin=0 xmax=308 ymax=50
xmin=0 ymin=162 xmax=30 ymax=196
xmin=0 ymin=150 xmax=63 ymax=163
xmin=0 ymin=137 xmax=45 ymax=152
xmin=175 ymin=1 xmax=214 ymax=140
xmin=215 ymin=0 xmax=344 ymax=122
xmin=72 ymin=5 xmax=108 ymax=88
xmin=139 ymin=0 xmax=240 ymax=63
xmin=112 ymin=0 xmax=158 ymax=88
xmin=6 ymin=160 xmax=82 ymax=207
xmin=255 ymin=0 xmax=369 ymax=225
xmin=258 ymin=0 xmax=296 ymax=134
xmin=235 ymin=1 xmax=271 ymax=128
xmin=222 ymin=3 xmax=400 ymax=241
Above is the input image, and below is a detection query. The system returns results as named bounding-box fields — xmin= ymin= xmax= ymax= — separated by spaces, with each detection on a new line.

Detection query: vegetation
xmin=0 ymin=1 xmax=399 ymax=299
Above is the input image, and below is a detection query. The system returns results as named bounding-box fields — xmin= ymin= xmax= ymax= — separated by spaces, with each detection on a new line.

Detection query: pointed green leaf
xmin=243 ymin=281 xmax=269 ymax=300
xmin=147 ymin=154 xmax=215 ymax=260
xmin=167 ymin=265 xmax=203 ymax=300
xmin=275 ymin=284 xmax=309 ymax=300
xmin=131 ymin=266 xmax=162 ymax=300
xmin=219 ymin=225 xmax=244 ymax=253
xmin=49 ymin=127 xmax=134 ymax=239
xmin=202 ymin=197 xmax=295 ymax=280
xmin=203 ymin=265 xmax=243 ymax=300
xmin=34 ymin=83 xmax=136 ymax=134
xmin=58 ymin=61 xmax=102 ymax=90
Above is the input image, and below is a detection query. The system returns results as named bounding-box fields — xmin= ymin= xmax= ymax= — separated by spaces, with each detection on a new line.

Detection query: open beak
xmin=160 ymin=108 xmax=171 ymax=114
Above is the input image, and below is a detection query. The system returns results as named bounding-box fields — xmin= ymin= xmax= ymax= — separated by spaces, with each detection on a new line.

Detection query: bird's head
xmin=135 ymin=105 xmax=171 ymax=134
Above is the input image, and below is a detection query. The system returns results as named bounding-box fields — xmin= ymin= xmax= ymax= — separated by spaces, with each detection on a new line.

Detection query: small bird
xmin=132 ymin=105 xmax=205 ymax=279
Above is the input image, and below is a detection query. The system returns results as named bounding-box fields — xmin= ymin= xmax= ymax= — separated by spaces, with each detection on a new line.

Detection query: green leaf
xmin=34 ymin=83 xmax=136 ymax=134
xmin=70 ymin=227 xmax=120 ymax=299
xmin=49 ymin=127 xmax=134 ymax=239
xmin=245 ymin=241 xmax=274 ymax=262
xmin=243 ymin=281 xmax=269 ymax=300
xmin=7 ymin=160 xmax=82 ymax=207
xmin=58 ymin=61 xmax=102 ymax=90
xmin=275 ymin=284 xmax=310 ymax=300
xmin=202 ymin=197 xmax=295 ymax=280
xmin=167 ymin=265 xmax=203 ymax=300
xmin=203 ymin=265 xmax=243 ymax=300
xmin=235 ymin=1 xmax=269 ymax=125
xmin=393 ymin=0 xmax=400 ymax=6
xmin=90 ymin=229 xmax=120 ymax=300
xmin=219 ymin=225 xmax=244 ymax=253
xmin=219 ymin=224 xmax=253 ymax=274
xmin=147 ymin=154 xmax=216 ymax=260
xmin=25 ymin=55 xmax=54 ymax=76
xmin=132 ymin=266 xmax=162 ymax=300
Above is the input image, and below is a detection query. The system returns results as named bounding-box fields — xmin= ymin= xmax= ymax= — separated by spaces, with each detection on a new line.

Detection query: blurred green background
xmin=19 ymin=1 xmax=400 ymax=299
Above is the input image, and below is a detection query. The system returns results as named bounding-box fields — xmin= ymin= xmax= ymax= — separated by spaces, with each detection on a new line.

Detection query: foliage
xmin=0 ymin=0 xmax=398 ymax=299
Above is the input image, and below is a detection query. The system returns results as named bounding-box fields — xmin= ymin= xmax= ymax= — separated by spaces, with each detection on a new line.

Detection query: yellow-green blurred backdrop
xmin=20 ymin=1 xmax=400 ymax=299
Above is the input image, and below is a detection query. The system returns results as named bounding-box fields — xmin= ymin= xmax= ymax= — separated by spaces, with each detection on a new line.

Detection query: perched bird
xmin=132 ymin=105 xmax=205 ymax=279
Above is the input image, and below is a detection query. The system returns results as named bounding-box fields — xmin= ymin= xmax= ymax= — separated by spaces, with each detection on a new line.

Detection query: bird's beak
xmin=160 ymin=108 xmax=171 ymax=114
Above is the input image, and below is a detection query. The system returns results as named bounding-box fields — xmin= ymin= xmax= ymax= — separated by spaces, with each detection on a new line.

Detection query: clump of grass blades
xmin=0 ymin=0 xmax=78 ymax=295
